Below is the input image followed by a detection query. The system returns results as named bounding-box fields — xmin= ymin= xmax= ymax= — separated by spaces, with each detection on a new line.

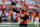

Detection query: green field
xmin=0 ymin=23 xmax=40 ymax=27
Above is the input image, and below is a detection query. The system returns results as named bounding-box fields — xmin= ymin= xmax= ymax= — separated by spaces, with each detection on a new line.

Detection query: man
xmin=34 ymin=2 xmax=39 ymax=8
xmin=1 ymin=10 xmax=7 ymax=22
xmin=34 ymin=11 xmax=39 ymax=27
xmin=31 ymin=11 xmax=34 ymax=23
xmin=34 ymin=2 xmax=39 ymax=10
xmin=20 ymin=6 xmax=29 ymax=27
xmin=39 ymin=15 xmax=40 ymax=22
xmin=11 ymin=2 xmax=19 ymax=23
xmin=0 ymin=15 xmax=1 ymax=23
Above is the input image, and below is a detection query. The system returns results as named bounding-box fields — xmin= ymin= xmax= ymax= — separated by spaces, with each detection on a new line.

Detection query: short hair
xmin=36 ymin=2 xmax=37 ymax=3
xmin=36 ymin=11 xmax=39 ymax=14
xmin=11 ymin=2 xmax=16 ymax=5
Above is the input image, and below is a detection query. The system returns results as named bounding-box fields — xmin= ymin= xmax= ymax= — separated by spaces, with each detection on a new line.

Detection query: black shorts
xmin=0 ymin=18 xmax=1 ymax=23
xmin=11 ymin=17 xmax=13 ymax=20
xmin=0 ymin=18 xmax=1 ymax=20
xmin=39 ymin=20 xmax=40 ymax=22
xmin=20 ymin=24 xmax=27 ymax=27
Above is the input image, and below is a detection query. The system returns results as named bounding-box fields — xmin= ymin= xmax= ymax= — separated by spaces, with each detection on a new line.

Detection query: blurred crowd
xmin=0 ymin=0 xmax=40 ymax=23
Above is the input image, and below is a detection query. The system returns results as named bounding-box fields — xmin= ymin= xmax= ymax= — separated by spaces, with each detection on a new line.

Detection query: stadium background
xmin=0 ymin=0 xmax=40 ymax=27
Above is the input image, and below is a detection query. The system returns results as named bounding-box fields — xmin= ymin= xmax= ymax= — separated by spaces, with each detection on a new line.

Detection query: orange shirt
xmin=34 ymin=5 xmax=39 ymax=8
xmin=39 ymin=15 xmax=40 ymax=20
xmin=4 ymin=11 xmax=6 ymax=14
xmin=1 ymin=5 xmax=3 ymax=8
xmin=34 ymin=13 xmax=39 ymax=17
xmin=9 ymin=5 xmax=12 ymax=9
xmin=26 ymin=5 xmax=29 ymax=8
xmin=2 ymin=0 xmax=6 ymax=1
xmin=0 ymin=6 xmax=1 ymax=9
xmin=31 ymin=12 xmax=34 ymax=18
xmin=9 ymin=11 xmax=13 ymax=17
xmin=20 ymin=11 xmax=29 ymax=24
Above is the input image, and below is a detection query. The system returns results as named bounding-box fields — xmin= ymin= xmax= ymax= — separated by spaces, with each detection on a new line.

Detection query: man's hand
xmin=21 ymin=19 xmax=23 ymax=22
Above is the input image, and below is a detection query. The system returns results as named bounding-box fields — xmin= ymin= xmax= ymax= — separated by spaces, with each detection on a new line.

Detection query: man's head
xmin=2 ymin=9 xmax=5 ymax=13
xmin=22 ymin=5 xmax=26 ymax=11
xmin=35 ymin=2 xmax=38 ymax=5
xmin=11 ymin=2 xmax=16 ymax=5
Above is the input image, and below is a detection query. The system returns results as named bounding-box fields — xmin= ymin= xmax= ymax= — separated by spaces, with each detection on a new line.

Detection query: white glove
xmin=21 ymin=19 xmax=23 ymax=22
